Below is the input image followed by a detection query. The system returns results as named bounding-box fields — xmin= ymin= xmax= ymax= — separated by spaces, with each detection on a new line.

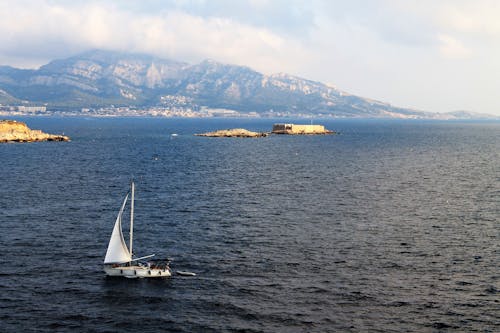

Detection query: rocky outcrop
xmin=0 ymin=120 xmax=70 ymax=143
xmin=195 ymin=128 xmax=268 ymax=138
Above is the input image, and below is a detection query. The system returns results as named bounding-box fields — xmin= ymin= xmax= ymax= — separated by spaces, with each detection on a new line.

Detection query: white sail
xmin=104 ymin=193 xmax=132 ymax=264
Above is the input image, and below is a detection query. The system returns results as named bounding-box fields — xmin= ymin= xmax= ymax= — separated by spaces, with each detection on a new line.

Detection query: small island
xmin=0 ymin=120 xmax=70 ymax=143
xmin=195 ymin=124 xmax=335 ymax=138
xmin=195 ymin=128 xmax=268 ymax=138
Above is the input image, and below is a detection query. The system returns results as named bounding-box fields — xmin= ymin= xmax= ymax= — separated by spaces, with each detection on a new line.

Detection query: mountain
xmin=0 ymin=49 xmax=432 ymax=118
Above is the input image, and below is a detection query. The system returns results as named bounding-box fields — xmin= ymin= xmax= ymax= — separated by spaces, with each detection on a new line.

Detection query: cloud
xmin=436 ymin=1 xmax=500 ymax=36
xmin=437 ymin=34 xmax=472 ymax=59
xmin=124 ymin=0 xmax=317 ymax=36
xmin=0 ymin=0 xmax=313 ymax=74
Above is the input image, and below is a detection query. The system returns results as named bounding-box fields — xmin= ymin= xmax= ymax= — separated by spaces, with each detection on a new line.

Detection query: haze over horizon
xmin=1 ymin=0 xmax=499 ymax=116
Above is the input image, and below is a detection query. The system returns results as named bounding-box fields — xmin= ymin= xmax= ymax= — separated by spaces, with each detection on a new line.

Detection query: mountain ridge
xmin=0 ymin=50 xmax=490 ymax=119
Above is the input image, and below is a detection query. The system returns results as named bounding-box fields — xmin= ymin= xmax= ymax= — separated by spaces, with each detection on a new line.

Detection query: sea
xmin=0 ymin=117 xmax=498 ymax=333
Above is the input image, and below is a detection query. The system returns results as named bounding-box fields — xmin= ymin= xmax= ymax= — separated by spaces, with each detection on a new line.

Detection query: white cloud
xmin=0 ymin=1 xmax=312 ymax=74
xmin=436 ymin=1 xmax=500 ymax=36
xmin=436 ymin=34 xmax=472 ymax=59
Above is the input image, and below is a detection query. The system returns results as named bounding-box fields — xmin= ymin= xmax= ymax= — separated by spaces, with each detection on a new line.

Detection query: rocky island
xmin=0 ymin=120 xmax=70 ymax=143
xmin=195 ymin=128 xmax=268 ymax=138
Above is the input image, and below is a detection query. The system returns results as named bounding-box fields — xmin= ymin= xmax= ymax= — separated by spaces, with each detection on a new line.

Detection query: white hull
xmin=104 ymin=265 xmax=172 ymax=278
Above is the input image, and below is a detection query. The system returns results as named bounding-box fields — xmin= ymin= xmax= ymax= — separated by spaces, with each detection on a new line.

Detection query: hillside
xmin=0 ymin=49 xmax=428 ymax=118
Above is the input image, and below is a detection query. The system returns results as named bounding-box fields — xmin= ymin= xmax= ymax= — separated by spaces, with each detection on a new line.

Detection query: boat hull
xmin=104 ymin=265 xmax=172 ymax=278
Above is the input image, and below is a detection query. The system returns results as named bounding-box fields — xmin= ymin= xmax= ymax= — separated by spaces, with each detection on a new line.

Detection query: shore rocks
xmin=195 ymin=128 xmax=268 ymax=138
xmin=0 ymin=120 xmax=70 ymax=143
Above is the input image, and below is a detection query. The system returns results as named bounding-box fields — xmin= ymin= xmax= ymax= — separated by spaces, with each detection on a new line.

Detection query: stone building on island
xmin=272 ymin=123 xmax=334 ymax=135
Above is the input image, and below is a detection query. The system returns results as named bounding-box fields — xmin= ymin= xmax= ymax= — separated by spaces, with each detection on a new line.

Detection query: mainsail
xmin=104 ymin=193 xmax=132 ymax=264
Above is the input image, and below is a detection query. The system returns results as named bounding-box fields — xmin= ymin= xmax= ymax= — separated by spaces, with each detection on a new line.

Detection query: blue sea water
xmin=0 ymin=117 xmax=498 ymax=332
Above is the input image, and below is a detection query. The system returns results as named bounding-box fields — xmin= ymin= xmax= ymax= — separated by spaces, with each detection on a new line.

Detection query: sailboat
xmin=103 ymin=182 xmax=171 ymax=278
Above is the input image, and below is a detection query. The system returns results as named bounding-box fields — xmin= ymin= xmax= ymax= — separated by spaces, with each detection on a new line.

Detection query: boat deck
xmin=104 ymin=265 xmax=171 ymax=278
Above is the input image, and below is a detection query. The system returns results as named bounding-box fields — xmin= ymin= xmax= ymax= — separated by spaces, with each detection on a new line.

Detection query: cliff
xmin=0 ymin=120 xmax=70 ymax=142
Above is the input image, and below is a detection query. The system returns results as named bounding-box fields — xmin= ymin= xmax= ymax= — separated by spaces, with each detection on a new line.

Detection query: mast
xmin=130 ymin=181 xmax=134 ymax=259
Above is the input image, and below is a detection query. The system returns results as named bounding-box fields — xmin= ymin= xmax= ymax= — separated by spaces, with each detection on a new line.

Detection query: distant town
xmin=0 ymin=104 xmax=317 ymax=118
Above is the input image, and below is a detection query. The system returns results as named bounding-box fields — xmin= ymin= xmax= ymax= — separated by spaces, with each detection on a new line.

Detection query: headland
xmin=0 ymin=120 xmax=70 ymax=143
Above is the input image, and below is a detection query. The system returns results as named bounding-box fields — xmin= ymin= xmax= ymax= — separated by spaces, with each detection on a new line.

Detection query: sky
xmin=1 ymin=0 xmax=499 ymax=115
